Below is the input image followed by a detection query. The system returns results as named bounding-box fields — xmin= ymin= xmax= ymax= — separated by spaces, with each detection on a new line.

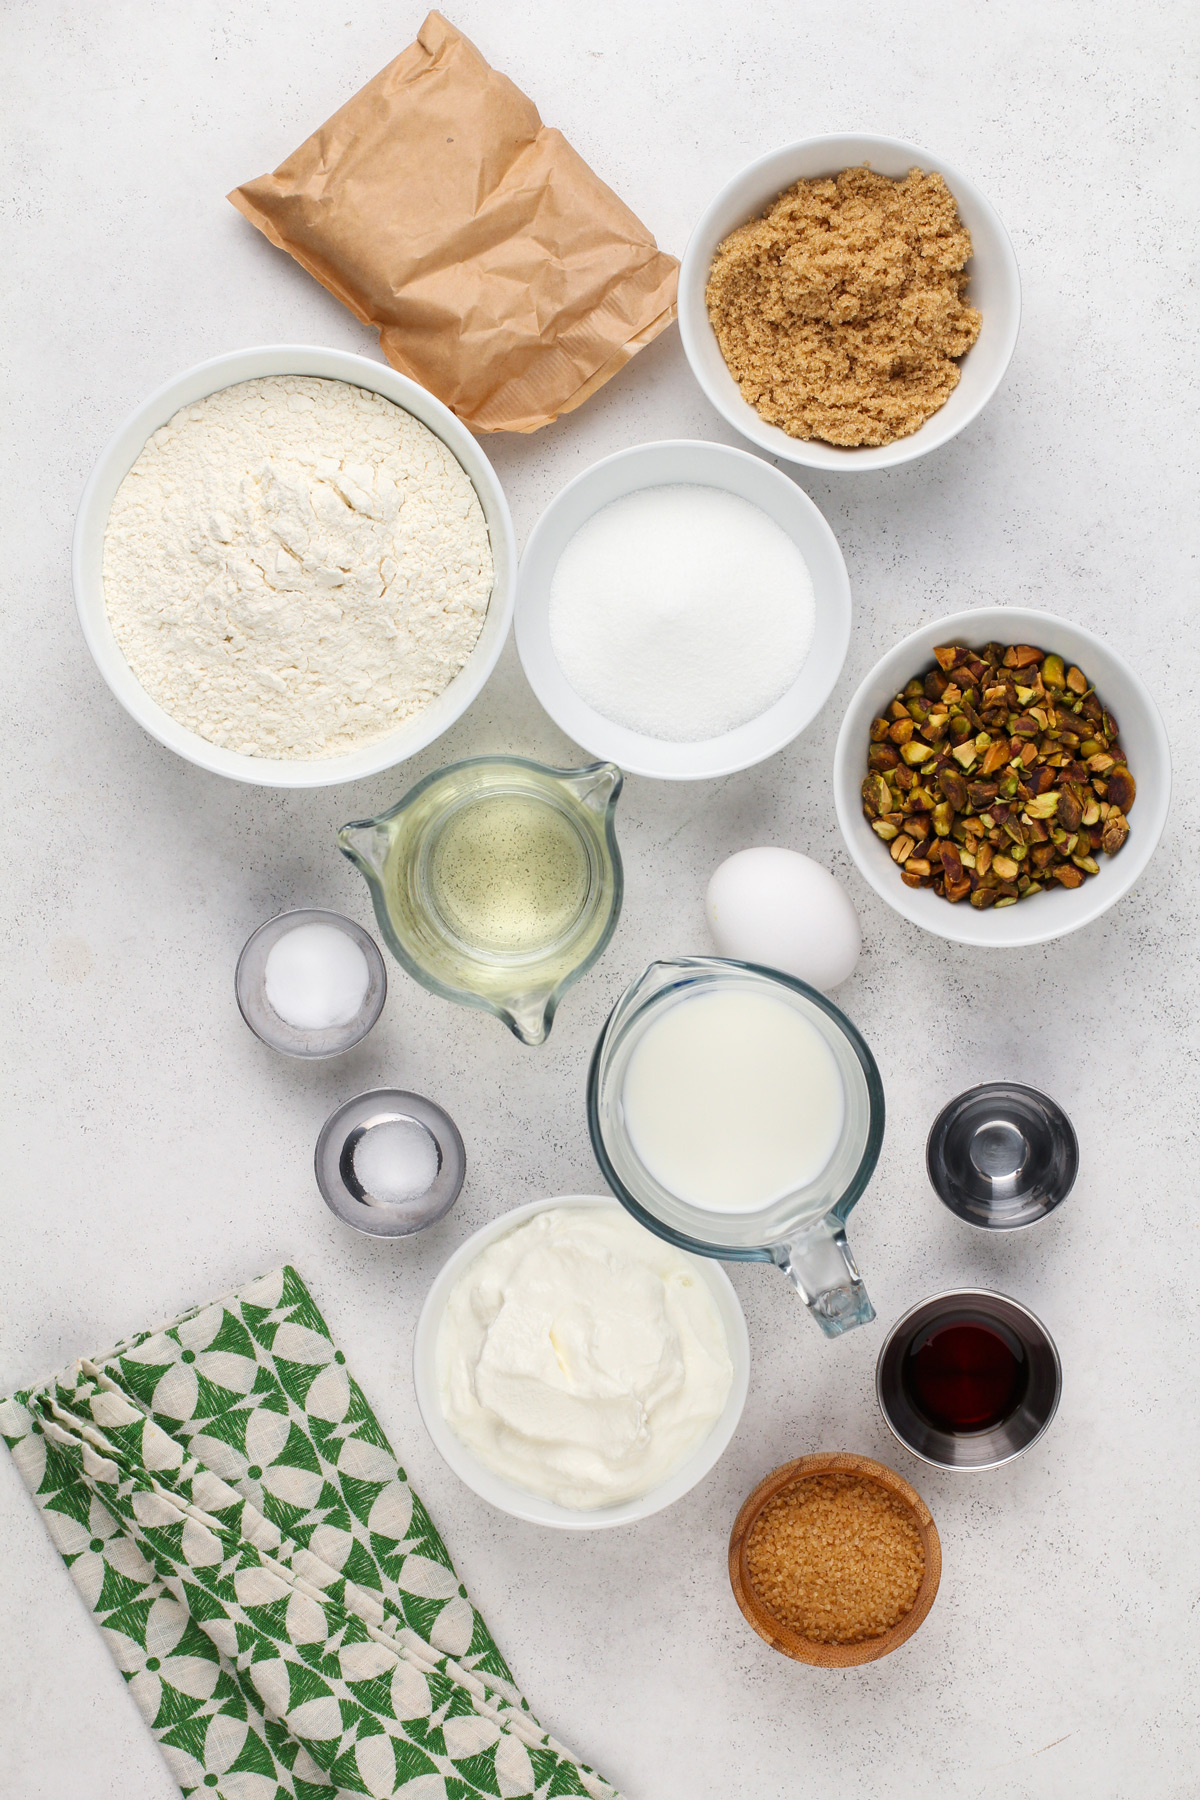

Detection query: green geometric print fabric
xmin=0 ymin=1265 xmax=620 ymax=1800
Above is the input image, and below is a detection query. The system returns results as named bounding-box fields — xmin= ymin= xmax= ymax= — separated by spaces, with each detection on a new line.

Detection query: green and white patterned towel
xmin=0 ymin=1265 xmax=621 ymax=1800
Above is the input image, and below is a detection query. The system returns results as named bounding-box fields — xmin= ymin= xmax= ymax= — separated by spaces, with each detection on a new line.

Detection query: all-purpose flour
xmin=102 ymin=376 xmax=493 ymax=758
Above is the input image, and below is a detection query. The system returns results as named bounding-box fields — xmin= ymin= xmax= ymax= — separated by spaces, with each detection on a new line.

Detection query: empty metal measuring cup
xmin=927 ymin=1082 xmax=1078 ymax=1230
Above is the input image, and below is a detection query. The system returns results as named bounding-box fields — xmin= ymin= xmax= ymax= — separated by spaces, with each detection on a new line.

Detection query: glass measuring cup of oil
xmin=588 ymin=957 xmax=884 ymax=1336
xmin=338 ymin=757 xmax=623 ymax=1046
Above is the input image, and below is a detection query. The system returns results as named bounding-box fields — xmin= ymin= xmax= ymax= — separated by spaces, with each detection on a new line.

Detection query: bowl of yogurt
xmin=413 ymin=1196 xmax=749 ymax=1528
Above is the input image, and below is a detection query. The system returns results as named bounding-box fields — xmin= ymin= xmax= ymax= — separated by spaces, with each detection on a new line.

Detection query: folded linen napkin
xmin=1 ymin=1265 xmax=620 ymax=1800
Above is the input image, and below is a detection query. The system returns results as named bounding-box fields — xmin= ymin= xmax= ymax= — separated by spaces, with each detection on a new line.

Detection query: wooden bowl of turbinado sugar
xmin=729 ymin=1452 xmax=941 ymax=1666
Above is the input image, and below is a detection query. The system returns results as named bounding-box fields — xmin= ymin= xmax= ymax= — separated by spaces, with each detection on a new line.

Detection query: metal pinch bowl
xmin=926 ymin=1081 xmax=1078 ymax=1230
xmin=876 ymin=1289 xmax=1062 ymax=1471
xmin=236 ymin=908 xmax=387 ymax=1059
xmin=315 ymin=1089 xmax=466 ymax=1239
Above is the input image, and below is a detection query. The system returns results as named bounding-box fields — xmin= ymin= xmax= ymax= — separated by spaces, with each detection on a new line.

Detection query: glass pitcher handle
xmin=772 ymin=1216 xmax=875 ymax=1338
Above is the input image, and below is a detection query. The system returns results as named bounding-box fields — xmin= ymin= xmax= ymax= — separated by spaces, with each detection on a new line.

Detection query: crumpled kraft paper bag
xmin=229 ymin=12 xmax=679 ymax=433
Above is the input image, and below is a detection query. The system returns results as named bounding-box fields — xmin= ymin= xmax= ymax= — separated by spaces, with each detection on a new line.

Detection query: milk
xmin=620 ymin=985 xmax=845 ymax=1212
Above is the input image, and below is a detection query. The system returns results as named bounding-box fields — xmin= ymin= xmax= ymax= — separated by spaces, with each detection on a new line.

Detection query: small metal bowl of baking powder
xmin=315 ymin=1089 xmax=466 ymax=1238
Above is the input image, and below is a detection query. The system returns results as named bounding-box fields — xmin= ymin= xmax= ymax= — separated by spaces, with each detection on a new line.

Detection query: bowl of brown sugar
xmin=729 ymin=1452 xmax=941 ymax=1665
xmin=678 ymin=134 xmax=1020 ymax=472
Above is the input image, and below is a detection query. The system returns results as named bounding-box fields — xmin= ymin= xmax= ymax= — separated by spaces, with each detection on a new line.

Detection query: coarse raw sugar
xmin=706 ymin=166 xmax=982 ymax=448
xmin=745 ymin=1472 xmax=925 ymax=1643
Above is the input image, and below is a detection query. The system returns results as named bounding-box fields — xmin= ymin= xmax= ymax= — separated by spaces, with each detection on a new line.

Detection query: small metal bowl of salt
xmin=315 ymin=1089 xmax=466 ymax=1238
xmin=236 ymin=908 xmax=387 ymax=1057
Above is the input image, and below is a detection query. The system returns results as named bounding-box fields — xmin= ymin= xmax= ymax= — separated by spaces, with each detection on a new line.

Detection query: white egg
xmin=706 ymin=847 xmax=861 ymax=992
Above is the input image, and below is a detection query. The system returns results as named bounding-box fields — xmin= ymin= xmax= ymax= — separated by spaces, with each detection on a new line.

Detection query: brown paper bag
xmin=229 ymin=12 xmax=679 ymax=433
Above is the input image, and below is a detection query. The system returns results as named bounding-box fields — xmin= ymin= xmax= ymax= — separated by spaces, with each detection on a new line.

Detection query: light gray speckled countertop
xmin=2 ymin=4 xmax=1197 ymax=1797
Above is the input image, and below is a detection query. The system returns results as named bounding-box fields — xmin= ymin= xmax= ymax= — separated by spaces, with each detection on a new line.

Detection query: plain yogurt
xmin=435 ymin=1206 xmax=734 ymax=1509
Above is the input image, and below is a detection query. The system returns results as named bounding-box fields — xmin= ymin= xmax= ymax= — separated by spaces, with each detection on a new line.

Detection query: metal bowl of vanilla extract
xmin=876 ymin=1289 xmax=1061 ymax=1471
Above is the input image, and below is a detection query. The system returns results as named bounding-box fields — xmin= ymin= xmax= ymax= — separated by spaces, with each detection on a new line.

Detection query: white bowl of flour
xmin=514 ymin=440 xmax=850 ymax=779
xmin=74 ymin=346 xmax=516 ymax=787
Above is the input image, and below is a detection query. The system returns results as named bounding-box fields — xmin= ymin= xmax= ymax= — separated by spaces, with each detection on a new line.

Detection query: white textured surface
xmin=1 ymin=4 xmax=1196 ymax=1798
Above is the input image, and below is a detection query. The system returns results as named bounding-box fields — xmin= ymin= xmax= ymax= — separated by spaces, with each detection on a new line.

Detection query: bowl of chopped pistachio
xmin=833 ymin=608 xmax=1171 ymax=946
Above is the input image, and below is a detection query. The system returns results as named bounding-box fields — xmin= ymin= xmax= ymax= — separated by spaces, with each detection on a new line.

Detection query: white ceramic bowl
xmin=678 ymin=134 xmax=1021 ymax=473
xmin=833 ymin=607 xmax=1171 ymax=947
xmin=514 ymin=440 xmax=850 ymax=779
xmin=73 ymin=345 xmax=517 ymax=788
xmin=413 ymin=1195 xmax=750 ymax=1530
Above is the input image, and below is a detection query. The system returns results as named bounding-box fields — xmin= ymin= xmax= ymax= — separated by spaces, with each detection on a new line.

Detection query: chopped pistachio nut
xmin=860 ymin=641 xmax=1137 ymax=909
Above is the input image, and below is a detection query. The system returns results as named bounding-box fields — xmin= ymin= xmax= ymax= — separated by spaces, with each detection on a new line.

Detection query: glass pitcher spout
xmin=772 ymin=1217 xmax=876 ymax=1338
xmin=604 ymin=958 xmax=697 ymax=1032
xmin=562 ymin=762 xmax=623 ymax=814
xmin=337 ymin=819 xmax=391 ymax=882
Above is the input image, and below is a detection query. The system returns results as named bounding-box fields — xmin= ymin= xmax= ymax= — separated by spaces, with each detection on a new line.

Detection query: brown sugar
xmin=705 ymin=166 xmax=982 ymax=448
xmin=745 ymin=1473 xmax=925 ymax=1643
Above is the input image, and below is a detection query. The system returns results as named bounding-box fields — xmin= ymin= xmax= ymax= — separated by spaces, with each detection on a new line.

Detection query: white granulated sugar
xmin=547 ymin=484 xmax=816 ymax=742
xmin=103 ymin=376 xmax=493 ymax=759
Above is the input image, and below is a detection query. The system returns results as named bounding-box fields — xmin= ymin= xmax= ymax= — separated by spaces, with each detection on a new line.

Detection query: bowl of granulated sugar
xmin=514 ymin=440 xmax=851 ymax=780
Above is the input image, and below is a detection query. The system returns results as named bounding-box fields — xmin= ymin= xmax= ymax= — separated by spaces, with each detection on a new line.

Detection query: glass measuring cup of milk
xmin=588 ymin=958 xmax=884 ymax=1337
